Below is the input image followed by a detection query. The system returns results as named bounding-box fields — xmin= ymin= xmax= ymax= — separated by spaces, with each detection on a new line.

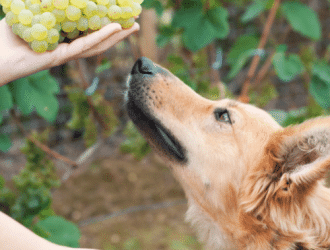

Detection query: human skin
xmin=0 ymin=19 xmax=140 ymax=86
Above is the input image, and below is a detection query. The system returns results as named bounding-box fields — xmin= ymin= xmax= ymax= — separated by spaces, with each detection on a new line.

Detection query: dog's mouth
xmin=126 ymin=97 xmax=187 ymax=163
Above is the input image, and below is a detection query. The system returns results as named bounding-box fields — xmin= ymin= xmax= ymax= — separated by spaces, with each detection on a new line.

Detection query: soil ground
xmin=52 ymin=150 xmax=203 ymax=250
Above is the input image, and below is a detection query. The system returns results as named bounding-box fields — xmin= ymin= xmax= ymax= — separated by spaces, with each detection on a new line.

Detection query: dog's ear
xmin=267 ymin=117 xmax=330 ymax=194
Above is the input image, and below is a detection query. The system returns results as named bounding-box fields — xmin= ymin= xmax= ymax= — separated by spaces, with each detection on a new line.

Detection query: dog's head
xmin=125 ymin=57 xmax=330 ymax=248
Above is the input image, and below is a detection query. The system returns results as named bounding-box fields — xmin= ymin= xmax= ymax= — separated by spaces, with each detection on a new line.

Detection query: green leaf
xmin=0 ymin=133 xmax=12 ymax=153
xmin=227 ymin=49 xmax=257 ymax=79
xmin=309 ymin=75 xmax=330 ymax=109
xmin=0 ymin=175 xmax=5 ymax=189
xmin=28 ymin=70 xmax=59 ymax=95
xmin=34 ymin=216 xmax=81 ymax=247
xmin=241 ymin=0 xmax=266 ymax=23
xmin=282 ymin=2 xmax=321 ymax=40
xmin=141 ymin=0 xmax=163 ymax=16
xmin=272 ymin=45 xmax=304 ymax=82
xmin=227 ymin=35 xmax=259 ymax=66
xmin=312 ymin=61 xmax=330 ymax=83
xmin=32 ymin=88 xmax=59 ymax=122
xmin=205 ymin=6 xmax=230 ymax=39
xmin=0 ymin=85 xmax=13 ymax=112
xmin=8 ymin=78 xmax=34 ymax=115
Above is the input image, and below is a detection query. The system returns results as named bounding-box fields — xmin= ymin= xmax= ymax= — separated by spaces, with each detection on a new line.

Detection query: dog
xmin=125 ymin=57 xmax=330 ymax=250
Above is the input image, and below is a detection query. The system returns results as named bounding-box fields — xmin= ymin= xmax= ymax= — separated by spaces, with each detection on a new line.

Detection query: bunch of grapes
xmin=0 ymin=0 xmax=142 ymax=53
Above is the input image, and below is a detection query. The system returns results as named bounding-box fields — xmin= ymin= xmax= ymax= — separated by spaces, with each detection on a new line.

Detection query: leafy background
xmin=1 ymin=0 xmax=330 ymax=249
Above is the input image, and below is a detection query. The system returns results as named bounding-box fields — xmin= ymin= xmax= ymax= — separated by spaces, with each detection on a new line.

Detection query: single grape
xmin=83 ymin=1 xmax=97 ymax=18
xmin=100 ymin=16 xmax=111 ymax=27
xmin=2 ymin=6 xmax=10 ymax=14
xmin=31 ymin=14 xmax=42 ymax=25
xmin=77 ymin=16 xmax=88 ymax=31
xmin=53 ymin=23 xmax=61 ymax=32
xmin=107 ymin=5 xmax=121 ymax=19
xmin=40 ymin=0 xmax=53 ymax=11
xmin=52 ymin=0 xmax=69 ymax=10
xmin=66 ymin=28 xmax=79 ymax=39
xmin=47 ymin=28 xmax=60 ymax=43
xmin=30 ymin=40 xmax=48 ymax=53
xmin=31 ymin=23 xmax=48 ymax=40
xmin=22 ymin=27 xmax=34 ymax=42
xmin=12 ymin=23 xmax=28 ymax=37
xmin=120 ymin=6 xmax=132 ymax=19
xmin=40 ymin=12 xmax=56 ymax=29
xmin=117 ymin=0 xmax=132 ymax=7
xmin=120 ymin=17 xmax=134 ymax=29
xmin=88 ymin=15 xmax=101 ymax=30
xmin=96 ymin=0 xmax=108 ymax=6
xmin=70 ymin=0 xmax=87 ymax=9
xmin=11 ymin=0 xmax=25 ymax=15
xmin=28 ymin=4 xmax=41 ymax=14
xmin=47 ymin=42 xmax=58 ymax=51
xmin=18 ymin=9 xmax=33 ymax=25
xmin=131 ymin=2 xmax=141 ymax=16
xmin=97 ymin=4 xmax=107 ymax=18
xmin=61 ymin=20 xmax=76 ymax=32
xmin=1 ymin=0 xmax=12 ymax=8
xmin=66 ymin=5 xmax=81 ymax=21
xmin=52 ymin=9 xmax=66 ymax=22
xmin=5 ymin=11 xmax=19 ymax=26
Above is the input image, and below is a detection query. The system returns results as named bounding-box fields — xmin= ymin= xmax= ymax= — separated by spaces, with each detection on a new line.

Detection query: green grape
xmin=77 ymin=16 xmax=88 ymax=31
xmin=47 ymin=42 xmax=58 ymax=51
xmin=117 ymin=0 xmax=132 ymax=7
xmin=61 ymin=20 xmax=76 ymax=32
xmin=30 ymin=40 xmax=48 ymax=53
xmin=53 ymin=23 xmax=61 ymax=31
xmin=58 ymin=34 xmax=65 ymax=42
xmin=107 ymin=5 xmax=121 ymax=19
xmin=100 ymin=16 xmax=110 ymax=27
xmin=52 ymin=9 xmax=66 ymax=22
xmin=47 ymin=28 xmax=59 ymax=43
xmin=120 ymin=17 xmax=134 ymax=29
xmin=88 ymin=15 xmax=100 ymax=30
xmin=31 ymin=23 xmax=47 ymax=40
xmin=22 ymin=27 xmax=34 ymax=42
xmin=40 ymin=12 xmax=56 ymax=29
xmin=70 ymin=0 xmax=87 ymax=9
xmin=107 ymin=0 xmax=115 ymax=5
xmin=12 ymin=23 xmax=28 ymax=37
xmin=1 ymin=0 xmax=12 ymax=8
xmin=2 ymin=6 xmax=10 ymax=13
xmin=131 ymin=2 xmax=141 ymax=16
xmin=52 ymin=0 xmax=69 ymax=10
xmin=31 ymin=14 xmax=41 ymax=25
xmin=120 ymin=6 xmax=132 ymax=19
xmin=18 ymin=9 xmax=33 ymax=25
xmin=28 ymin=4 xmax=41 ymax=14
xmin=96 ymin=0 xmax=108 ymax=5
xmin=40 ymin=0 xmax=53 ymax=11
xmin=83 ymin=1 xmax=97 ymax=18
xmin=10 ymin=0 xmax=25 ymax=15
xmin=25 ymin=0 xmax=32 ymax=7
xmin=133 ymin=0 xmax=143 ymax=4
xmin=97 ymin=4 xmax=107 ymax=18
xmin=66 ymin=28 xmax=79 ymax=39
xmin=30 ymin=0 xmax=40 ymax=4
xmin=5 ymin=11 xmax=19 ymax=26
xmin=66 ymin=5 xmax=81 ymax=21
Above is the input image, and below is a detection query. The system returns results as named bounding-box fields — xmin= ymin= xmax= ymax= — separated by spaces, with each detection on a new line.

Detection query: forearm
xmin=0 ymin=211 xmax=96 ymax=250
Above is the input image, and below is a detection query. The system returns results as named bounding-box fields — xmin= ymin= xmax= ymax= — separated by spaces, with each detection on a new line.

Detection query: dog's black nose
xmin=131 ymin=57 xmax=155 ymax=75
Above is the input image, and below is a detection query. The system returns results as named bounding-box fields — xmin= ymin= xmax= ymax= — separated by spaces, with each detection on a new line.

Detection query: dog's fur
xmin=126 ymin=58 xmax=330 ymax=250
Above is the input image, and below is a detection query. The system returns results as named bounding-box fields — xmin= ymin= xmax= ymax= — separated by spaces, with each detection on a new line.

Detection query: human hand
xmin=0 ymin=19 xmax=140 ymax=86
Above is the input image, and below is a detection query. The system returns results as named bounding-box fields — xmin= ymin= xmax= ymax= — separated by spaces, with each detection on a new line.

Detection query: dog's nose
xmin=131 ymin=57 xmax=155 ymax=75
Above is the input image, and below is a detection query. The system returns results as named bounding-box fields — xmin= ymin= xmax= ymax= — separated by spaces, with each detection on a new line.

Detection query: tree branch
xmin=239 ymin=0 xmax=281 ymax=103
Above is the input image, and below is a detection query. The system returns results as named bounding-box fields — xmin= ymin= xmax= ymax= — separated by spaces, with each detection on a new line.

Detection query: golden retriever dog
xmin=125 ymin=57 xmax=330 ymax=250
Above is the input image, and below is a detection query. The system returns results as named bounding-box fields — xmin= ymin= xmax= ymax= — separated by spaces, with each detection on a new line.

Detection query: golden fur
xmin=126 ymin=60 xmax=330 ymax=250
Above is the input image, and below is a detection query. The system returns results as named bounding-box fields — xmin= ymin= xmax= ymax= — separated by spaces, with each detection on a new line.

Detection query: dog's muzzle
xmin=125 ymin=57 xmax=187 ymax=163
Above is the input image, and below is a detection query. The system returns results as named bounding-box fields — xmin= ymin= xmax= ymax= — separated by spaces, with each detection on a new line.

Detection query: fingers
xmin=75 ymin=22 xmax=140 ymax=59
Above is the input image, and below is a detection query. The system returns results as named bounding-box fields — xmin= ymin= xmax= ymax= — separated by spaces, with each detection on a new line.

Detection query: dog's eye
xmin=214 ymin=109 xmax=231 ymax=124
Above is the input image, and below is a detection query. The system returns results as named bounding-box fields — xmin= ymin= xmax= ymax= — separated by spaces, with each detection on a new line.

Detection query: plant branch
xmin=10 ymin=109 xmax=78 ymax=168
xmin=239 ymin=0 xmax=281 ymax=103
